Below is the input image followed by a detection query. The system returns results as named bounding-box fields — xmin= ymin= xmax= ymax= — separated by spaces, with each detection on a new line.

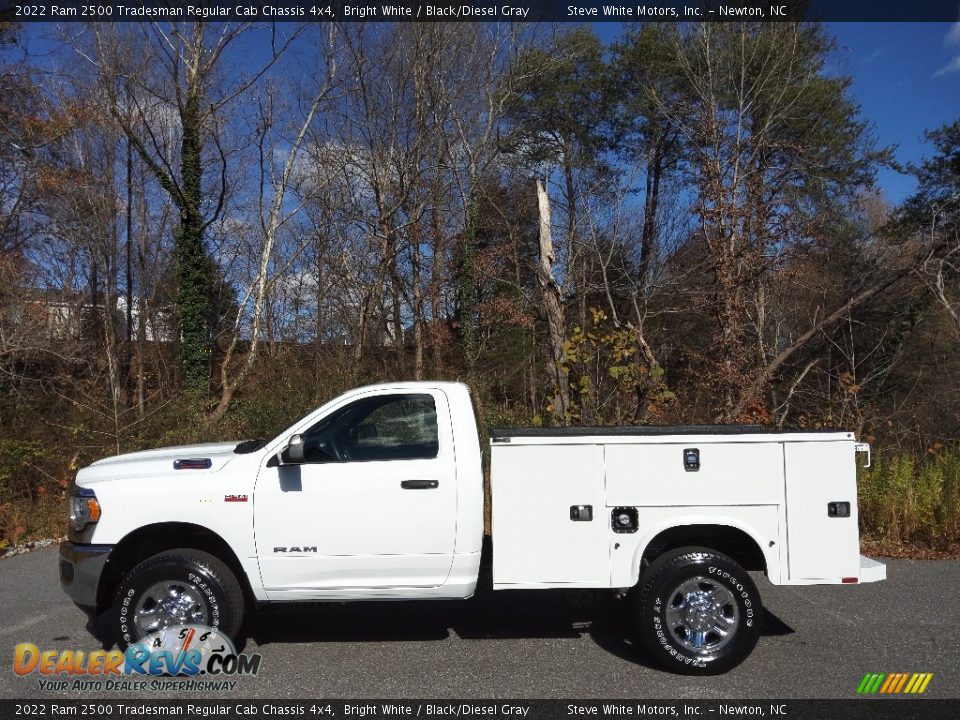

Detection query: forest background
xmin=1 ymin=19 xmax=958 ymax=554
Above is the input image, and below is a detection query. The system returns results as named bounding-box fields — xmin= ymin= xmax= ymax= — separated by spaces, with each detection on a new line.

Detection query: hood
xmin=76 ymin=441 xmax=241 ymax=486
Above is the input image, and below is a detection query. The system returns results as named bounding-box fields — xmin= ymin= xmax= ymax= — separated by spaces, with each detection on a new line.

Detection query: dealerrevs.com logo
xmin=13 ymin=625 xmax=261 ymax=692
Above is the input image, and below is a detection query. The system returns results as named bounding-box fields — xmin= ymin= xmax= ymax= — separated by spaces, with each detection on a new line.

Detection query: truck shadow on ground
xmin=84 ymin=588 xmax=793 ymax=673
xmin=241 ymin=589 xmax=794 ymax=671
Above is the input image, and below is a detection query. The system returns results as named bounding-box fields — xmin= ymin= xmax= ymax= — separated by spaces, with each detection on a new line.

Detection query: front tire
xmin=636 ymin=546 xmax=763 ymax=675
xmin=113 ymin=549 xmax=244 ymax=647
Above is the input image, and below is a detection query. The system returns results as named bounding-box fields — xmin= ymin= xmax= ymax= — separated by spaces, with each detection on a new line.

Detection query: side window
xmin=301 ymin=394 xmax=439 ymax=463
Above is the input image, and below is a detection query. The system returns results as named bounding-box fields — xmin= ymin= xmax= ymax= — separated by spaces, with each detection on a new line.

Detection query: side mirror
xmin=281 ymin=433 xmax=305 ymax=465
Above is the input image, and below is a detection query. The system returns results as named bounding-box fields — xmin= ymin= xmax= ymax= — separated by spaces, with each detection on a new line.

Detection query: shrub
xmin=859 ymin=446 xmax=960 ymax=549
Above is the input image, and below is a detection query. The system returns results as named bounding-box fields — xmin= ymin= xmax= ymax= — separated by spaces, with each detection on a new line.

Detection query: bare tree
xmin=208 ymin=25 xmax=340 ymax=423
xmin=534 ymin=176 xmax=569 ymax=421
xmin=83 ymin=22 xmax=300 ymax=390
xmin=668 ymin=22 xmax=888 ymax=420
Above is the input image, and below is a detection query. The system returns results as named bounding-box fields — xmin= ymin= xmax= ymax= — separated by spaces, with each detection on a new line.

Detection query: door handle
xmin=401 ymin=479 xmax=439 ymax=489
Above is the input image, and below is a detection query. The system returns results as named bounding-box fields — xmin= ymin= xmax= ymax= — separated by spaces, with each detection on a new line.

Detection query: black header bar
xmin=1 ymin=0 xmax=959 ymax=23
xmin=0 ymin=700 xmax=959 ymax=720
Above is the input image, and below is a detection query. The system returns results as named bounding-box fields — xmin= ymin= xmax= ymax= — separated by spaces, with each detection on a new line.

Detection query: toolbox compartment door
xmin=491 ymin=444 xmax=608 ymax=587
xmin=785 ymin=441 xmax=860 ymax=581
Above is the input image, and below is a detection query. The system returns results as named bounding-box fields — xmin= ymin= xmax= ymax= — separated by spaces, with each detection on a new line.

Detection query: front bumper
xmin=59 ymin=541 xmax=113 ymax=608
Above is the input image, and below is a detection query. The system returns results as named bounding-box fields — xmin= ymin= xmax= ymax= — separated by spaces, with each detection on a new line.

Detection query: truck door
xmin=254 ymin=389 xmax=457 ymax=595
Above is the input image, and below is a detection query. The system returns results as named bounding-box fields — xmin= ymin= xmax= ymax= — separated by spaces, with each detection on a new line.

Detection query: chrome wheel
xmin=664 ymin=575 xmax=739 ymax=655
xmin=133 ymin=580 xmax=209 ymax=635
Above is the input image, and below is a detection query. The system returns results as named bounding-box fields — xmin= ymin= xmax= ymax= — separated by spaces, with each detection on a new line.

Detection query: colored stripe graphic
xmin=907 ymin=673 xmax=933 ymax=693
xmin=857 ymin=673 xmax=884 ymax=694
xmin=857 ymin=672 xmax=932 ymax=694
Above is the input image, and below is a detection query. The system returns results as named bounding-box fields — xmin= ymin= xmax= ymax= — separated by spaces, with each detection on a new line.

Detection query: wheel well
xmin=97 ymin=523 xmax=254 ymax=610
xmin=641 ymin=525 xmax=767 ymax=574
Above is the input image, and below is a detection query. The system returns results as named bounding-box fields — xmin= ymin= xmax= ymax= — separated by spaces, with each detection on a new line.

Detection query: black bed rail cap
xmin=487 ymin=425 xmax=844 ymax=439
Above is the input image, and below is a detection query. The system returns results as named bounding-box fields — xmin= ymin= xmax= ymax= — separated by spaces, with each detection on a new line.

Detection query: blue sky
xmin=826 ymin=22 xmax=960 ymax=203
xmin=595 ymin=21 xmax=960 ymax=205
xmin=21 ymin=20 xmax=960 ymax=207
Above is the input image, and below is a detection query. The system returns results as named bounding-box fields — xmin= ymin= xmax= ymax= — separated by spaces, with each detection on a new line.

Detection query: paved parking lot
xmin=1 ymin=547 xmax=957 ymax=699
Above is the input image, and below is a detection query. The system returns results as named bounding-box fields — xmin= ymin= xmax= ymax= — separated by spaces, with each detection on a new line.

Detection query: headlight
xmin=69 ymin=487 xmax=101 ymax=532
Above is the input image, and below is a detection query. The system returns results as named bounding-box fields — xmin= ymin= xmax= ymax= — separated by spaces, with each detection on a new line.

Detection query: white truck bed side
xmin=490 ymin=429 xmax=871 ymax=590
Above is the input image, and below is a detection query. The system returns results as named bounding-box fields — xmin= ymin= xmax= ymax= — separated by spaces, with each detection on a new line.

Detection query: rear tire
xmin=636 ymin=546 xmax=763 ymax=675
xmin=113 ymin=549 xmax=244 ymax=647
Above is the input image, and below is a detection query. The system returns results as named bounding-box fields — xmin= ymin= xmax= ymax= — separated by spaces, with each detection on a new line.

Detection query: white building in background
xmin=20 ymin=292 xmax=174 ymax=343
xmin=115 ymin=296 xmax=175 ymax=343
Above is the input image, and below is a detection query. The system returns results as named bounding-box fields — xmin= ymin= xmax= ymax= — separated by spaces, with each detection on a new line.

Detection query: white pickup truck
xmin=60 ymin=381 xmax=885 ymax=674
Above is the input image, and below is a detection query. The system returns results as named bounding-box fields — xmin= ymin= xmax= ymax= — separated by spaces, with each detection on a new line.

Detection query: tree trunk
xmin=459 ymin=197 xmax=479 ymax=380
xmin=639 ymin=144 xmax=665 ymax=290
xmin=135 ymin=161 xmax=149 ymax=419
xmin=314 ymin=227 xmax=325 ymax=384
xmin=536 ymin=177 xmax=569 ymax=423
xmin=429 ymin=206 xmax=445 ymax=375
xmin=176 ymin=91 xmax=211 ymax=391
xmin=562 ymin=145 xmax=585 ymax=329
xmin=412 ymin=225 xmax=424 ymax=380
xmin=124 ymin=126 xmax=134 ymax=401
xmin=389 ymin=244 xmax=404 ymax=374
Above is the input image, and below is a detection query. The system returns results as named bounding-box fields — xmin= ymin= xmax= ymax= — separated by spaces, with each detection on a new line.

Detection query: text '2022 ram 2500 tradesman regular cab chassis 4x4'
xmin=60 ymin=381 xmax=886 ymax=674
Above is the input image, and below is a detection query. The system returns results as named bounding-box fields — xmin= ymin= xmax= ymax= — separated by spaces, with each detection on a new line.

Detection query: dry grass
xmin=858 ymin=446 xmax=960 ymax=552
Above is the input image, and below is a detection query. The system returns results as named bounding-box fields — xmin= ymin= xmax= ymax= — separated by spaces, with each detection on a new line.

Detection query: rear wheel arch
xmin=97 ymin=522 xmax=254 ymax=611
xmin=636 ymin=523 xmax=770 ymax=583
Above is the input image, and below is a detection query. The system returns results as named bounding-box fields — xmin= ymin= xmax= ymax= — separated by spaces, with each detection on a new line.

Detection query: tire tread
xmin=635 ymin=545 xmax=762 ymax=675
xmin=113 ymin=548 xmax=244 ymax=646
